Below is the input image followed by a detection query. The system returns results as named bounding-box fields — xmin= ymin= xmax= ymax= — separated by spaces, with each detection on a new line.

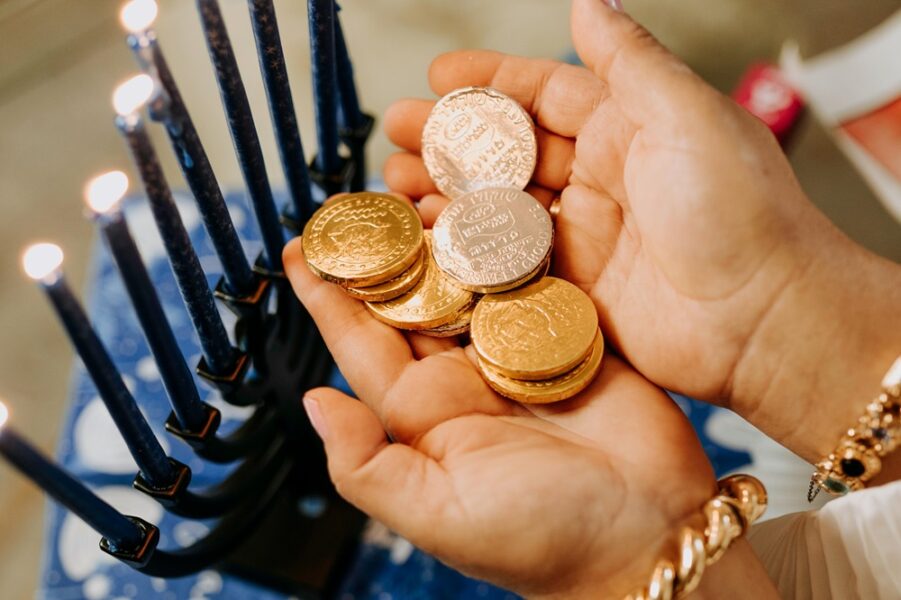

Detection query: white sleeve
xmin=746 ymin=480 xmax=901 ymax=599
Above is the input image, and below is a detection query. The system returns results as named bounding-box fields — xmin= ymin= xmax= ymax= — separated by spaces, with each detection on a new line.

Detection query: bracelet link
xmin=625 ymin=474 xmax=767 ymax=600
xmin=808 ymin=356 xmax=901 ymax=501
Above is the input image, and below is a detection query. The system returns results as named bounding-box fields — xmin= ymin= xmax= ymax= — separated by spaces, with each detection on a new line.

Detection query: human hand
xmin=383 ymin=0 xmax=901 ymax=462
xmin=284 ymin=236 xmax=720 ymax=598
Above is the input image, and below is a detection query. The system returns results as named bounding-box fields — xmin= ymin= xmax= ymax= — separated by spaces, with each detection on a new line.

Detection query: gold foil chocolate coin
xmin=422 ymin=86 xmax=537 ymax=199
xmin=478 ymin=332 xmax=604 ymax=404
xmin=420 ymin=301 xmax=477 ymax=338
xmin=471 ymin=277 xmax=598 ymax=380
xmin=366 ymin=232 xmax=474 ymax=330
xmin=302 ymin=192 xmax=423 ymax=287
xmin=432 ymin=188 xmax=553 ymax=293
xmin=343 ymin=247 xmax=427 ymax=302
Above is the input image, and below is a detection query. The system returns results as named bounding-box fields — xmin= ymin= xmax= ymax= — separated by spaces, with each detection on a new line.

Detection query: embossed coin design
xmin=432 ymin=188 xmax=553 ymax=293
xmin=422 ymin=86 xmax=537 ymax=199
xmin=366 ymin=232 xmax=474 ymax=330
xmin=343 ymin=247 xmax=427 ymax=302
xmin=471 ymin=277 xmax=598 ymax=380
xmin=478 ymin=332 xmax=604 ymax=404
xmin=302 ymin=192 xmax=423 ymax=287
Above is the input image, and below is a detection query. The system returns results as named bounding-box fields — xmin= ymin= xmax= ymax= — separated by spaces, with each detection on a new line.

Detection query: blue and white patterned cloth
xmin=36 ymin=189 xmax=821 ymax=600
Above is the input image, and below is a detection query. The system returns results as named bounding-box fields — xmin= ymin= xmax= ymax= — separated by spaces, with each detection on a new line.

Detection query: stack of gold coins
xmin=470 ymin=277 xmax=603 ymax=404
xmin=302 ymin=192 xmax=426 ymax=302
xmin=366 ymin=232 xmax=479 ymax=337
xmin=298 ymin=86 xmax=605 ymax=404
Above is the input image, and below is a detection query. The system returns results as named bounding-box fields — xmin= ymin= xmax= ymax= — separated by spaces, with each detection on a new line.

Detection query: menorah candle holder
xmin=4 ymin=0 xmax=376 ymax=595
xmin=97 ymin=251 xmax=366 ymax=593
xmin=340 ymin=112 xmax=376 ymax=193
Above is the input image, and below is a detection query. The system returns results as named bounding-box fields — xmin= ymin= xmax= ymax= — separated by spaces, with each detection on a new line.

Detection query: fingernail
xmin=303 ymin=395 xmax=329 ymax=440
xmin=605 ymin=0 xmax=624 ymax=11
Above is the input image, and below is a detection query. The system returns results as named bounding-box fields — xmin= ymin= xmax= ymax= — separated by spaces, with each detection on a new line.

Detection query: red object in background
xmin=732 ymin=63 xmax=805 ymax=148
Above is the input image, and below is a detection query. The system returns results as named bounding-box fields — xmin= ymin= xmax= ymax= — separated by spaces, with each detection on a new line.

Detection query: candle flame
xmin=0 ymin=402 xmax=7 ymax=429
xmin=113 ymin=74 xmax=155 ymax=117
xmin=22 ymin=243 xmax=64 ymax=282
xmin=120 ymin=0 xmax=158 ymax=33
xmin=85 ymin=171 xmax=129 ymax=214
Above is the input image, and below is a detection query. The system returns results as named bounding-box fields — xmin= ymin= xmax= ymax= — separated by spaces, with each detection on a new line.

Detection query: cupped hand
xmin=382 ymin=0 xmax=901 ymax=460
xmin=284 ymin=236 xmax=715 ymax=598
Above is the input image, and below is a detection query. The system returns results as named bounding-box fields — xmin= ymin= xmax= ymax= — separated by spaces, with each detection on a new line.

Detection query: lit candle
xmin=120 ymin=0 xmax=256 ymax=296
xmin=22 ymin=244 xmax=175 ymax=488
xmin=248 ymin=0 xmax=315 ymax=223
xmin=0 ymin=401 xmax=144 ymax=549
xmin=113 ymin=75 xmax=239 ymax=376
xmin=307 ymin=0 xmax=341 ymax=175
xmin=85 ymin=171 xmax=207 ymax=432
xmin=195 ymin=0 xmax=285 ymax=272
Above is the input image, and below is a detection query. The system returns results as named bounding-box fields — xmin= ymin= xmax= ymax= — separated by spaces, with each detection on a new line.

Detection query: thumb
xmin=571 ymin=0 xmax=715 ymax=122
xmin=302 ymin=387 xmax=455 ymax=550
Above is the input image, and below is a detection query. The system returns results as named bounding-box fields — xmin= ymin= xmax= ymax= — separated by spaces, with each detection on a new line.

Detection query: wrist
xmin=687 ymin=539 xmax=778 ymax=600
xmin=616 ymin=475 xmax=768 ymax=600
xmin=728 ymin=236 xmax=901 ymax=462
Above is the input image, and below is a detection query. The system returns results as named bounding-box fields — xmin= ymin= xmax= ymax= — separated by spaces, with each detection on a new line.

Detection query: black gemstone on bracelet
xmin=871 ymin=427 xmax=888 ymax=441
xmin=839 ymin=458 xmax=866 ymax=478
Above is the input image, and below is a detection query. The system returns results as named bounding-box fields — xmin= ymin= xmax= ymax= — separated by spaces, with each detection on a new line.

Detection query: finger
xmin=533 ymin=128 xmax=575 ymax=191
xmin=303 ymin=388 xmax=451 ymax=547
xmin=405 ymin=331 xmax=458 ymax=360
xmin=571 ymin=0 xmax=716 ymax=123
xmin=428 ymin=50 xmax=606 ymax=138
xmin=552 ymin=184 xmax=623 ymax=293
xmin=384 ymin=152 xmax=438 ymax=199
xmin=525 ymin=183 xmax=555 ymax=209
xmin=384 ymin=98 xmax=434 ymax=154
xmin=418 ymin=193 xmax=451 ymax=228
xmin=283 ymin=238 xmax=413 ymax=401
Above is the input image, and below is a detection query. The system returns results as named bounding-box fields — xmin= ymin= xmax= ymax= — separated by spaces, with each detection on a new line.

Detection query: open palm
xmin=382 ymin=0 xmax=860 ymax=429
xmin=284 ymin=236 xmax=714 ymax=598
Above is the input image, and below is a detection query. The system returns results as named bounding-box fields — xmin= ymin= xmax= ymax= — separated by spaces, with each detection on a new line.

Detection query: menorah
xmin=0 ymin=0 xmax=372 ymax=595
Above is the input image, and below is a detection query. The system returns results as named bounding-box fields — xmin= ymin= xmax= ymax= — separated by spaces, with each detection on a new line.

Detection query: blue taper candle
xmin=22 ymin=244 xmax=174 ymax=487
xmin=195 ymin=0 xmax=285 ymax=271
xmin=307 ymin=0 xmax=341 ymax=175
xmin=151 ymin=85 xmax=257 ymax=296
xmin=333 ymin=4 xmax=365 ymax=131
xmin=333 ymin=2 xmax=370 ymax=192
xmin=86 ymin=172 xmax=208 ymax=432
xmin=0 ymin=402 xmax=144 ymax=549
xmin=248 ymin=0 xmax=316 ymax=223
xmin=121 ymin=5 xmax=256 ymax=295
xmin=115 ymin=106 xmax=238 ymax=376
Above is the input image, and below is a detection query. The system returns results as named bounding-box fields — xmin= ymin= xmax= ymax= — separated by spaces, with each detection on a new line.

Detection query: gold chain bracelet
xmin=808 ymin=356 xmax=901 ymax=501
xmin=624 ymin=474 xmax=767 ymax=600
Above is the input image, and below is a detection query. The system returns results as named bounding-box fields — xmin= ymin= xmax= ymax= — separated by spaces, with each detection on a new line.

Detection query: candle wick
xmin=40 ymin=269 xmax=63 ymax=287
xmin=115 ymin=113 xmax=142 ymax=132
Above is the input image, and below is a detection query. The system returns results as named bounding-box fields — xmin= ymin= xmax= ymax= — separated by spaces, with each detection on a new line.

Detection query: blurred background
xmin=0 ymin=0 xmax=899 ymax=596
